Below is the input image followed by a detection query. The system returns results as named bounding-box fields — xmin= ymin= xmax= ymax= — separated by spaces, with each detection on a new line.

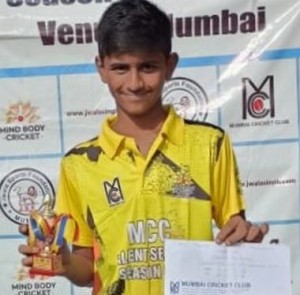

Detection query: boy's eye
xmin=109 ymin=63 xmax=158 ymax=74
xmin=142 ymin=64 xmax=157 ymax=72
xmin=111 ymin=65 xmax=128 ymax=73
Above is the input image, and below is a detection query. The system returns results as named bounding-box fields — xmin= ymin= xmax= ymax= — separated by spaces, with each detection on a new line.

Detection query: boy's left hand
xmin=215 ymin=214 xmax=269 ymax=245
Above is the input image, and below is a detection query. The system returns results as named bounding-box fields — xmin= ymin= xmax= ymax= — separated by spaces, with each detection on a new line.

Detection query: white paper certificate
xmin=164 ymin=240 xmax=291 ymax=295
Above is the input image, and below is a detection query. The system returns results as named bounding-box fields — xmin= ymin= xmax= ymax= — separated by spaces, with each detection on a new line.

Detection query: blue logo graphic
xmin=170 ymin=281 xmax=180 ymax=294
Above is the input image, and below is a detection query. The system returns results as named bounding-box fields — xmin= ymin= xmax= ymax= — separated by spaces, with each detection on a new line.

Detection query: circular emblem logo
xmin=163 ymin=77 xmax=208 ymax=121
xmin=0 ymin=168 xmax=55 ymax=225
xmin=247 ymin=91 xmax=270 ymax=118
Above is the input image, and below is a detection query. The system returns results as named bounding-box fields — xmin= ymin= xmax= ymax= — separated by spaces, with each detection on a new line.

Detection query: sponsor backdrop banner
xmin=0 ymin=0 xmax=300 ymax=294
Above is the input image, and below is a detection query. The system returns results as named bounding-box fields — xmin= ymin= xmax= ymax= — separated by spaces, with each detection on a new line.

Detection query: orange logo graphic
xmin=5 ymin=102 xmax=40 ymax=123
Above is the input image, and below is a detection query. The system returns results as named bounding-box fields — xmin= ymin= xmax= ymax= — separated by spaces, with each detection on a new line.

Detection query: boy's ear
xmin=95 ymin=56 xmax=107 ymax=83
xmin=166 ymin=52 xmax=179 ymax=81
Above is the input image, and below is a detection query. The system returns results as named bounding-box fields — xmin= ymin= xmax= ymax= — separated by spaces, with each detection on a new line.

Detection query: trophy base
xmin=30 ymin=253 xmax=63 ymax=276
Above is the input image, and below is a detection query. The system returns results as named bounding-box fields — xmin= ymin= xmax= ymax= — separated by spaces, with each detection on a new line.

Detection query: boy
xmin=19 ymin=0 xmax=268 ymax=294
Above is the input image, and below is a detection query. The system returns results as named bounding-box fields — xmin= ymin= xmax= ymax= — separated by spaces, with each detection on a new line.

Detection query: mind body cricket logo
xmin=0 ymin=168 xmax=55 ymax=225
xmin=1 ymin=101 xmax=45 ymax=141
xmin=162 ymin=77 xmax=208 ymax=122
xmin=229 ymin=75 xmax=290 ymax=129
xmin=5 ymin=101 xmax=40 ymax=124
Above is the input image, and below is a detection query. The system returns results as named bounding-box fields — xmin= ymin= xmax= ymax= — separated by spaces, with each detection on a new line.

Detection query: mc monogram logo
xmin=242 ymin=75 xmax=275 ymax=119
xmin=103 ymin=177 xmax=124 ymax=206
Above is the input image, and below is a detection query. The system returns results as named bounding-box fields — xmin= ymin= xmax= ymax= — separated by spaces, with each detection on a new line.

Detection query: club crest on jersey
xmin=103 ymin=177 xmax=124 ymax=206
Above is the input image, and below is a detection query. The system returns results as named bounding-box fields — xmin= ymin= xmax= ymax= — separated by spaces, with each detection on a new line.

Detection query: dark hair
xmin=97 ymin=0 xmax=172 ymax=58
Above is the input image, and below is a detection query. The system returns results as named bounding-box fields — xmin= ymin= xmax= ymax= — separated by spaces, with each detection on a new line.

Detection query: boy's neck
xmin=112 ymin=107 xmax=168 ymax=138
xmin=111 ymin=107 xmax=168 ymax=157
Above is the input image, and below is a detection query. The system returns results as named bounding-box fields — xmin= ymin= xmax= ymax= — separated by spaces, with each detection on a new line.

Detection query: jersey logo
xmin=154 ymin=152 xmax=210 ymax=200
xmin=103 ymin=177 xmax=124 ymax=206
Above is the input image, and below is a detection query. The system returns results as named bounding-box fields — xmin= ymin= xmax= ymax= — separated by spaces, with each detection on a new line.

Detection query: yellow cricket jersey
xmin=56 ymin=107 xmax=245 ymax=295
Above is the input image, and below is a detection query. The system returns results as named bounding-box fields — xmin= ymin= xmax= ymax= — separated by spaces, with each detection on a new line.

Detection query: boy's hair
xmin=97 ymin=0 xmax=172 ymax=58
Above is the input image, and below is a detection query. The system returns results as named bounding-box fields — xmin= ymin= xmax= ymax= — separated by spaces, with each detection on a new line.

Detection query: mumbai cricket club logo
xmin=5 ymin=101 xmax=40 ymax=123
xmin=170 ymin=281 xmax=180 ymax=294
xmin=242 ymin=75 xmax=275 ymax=119
xmin=103 ymin=177 xmax=124 ymax=206
xmin=162 ymin=77 xmax=208 ymax=122
xmin=0 ymin=168 xmax=55 ymax=225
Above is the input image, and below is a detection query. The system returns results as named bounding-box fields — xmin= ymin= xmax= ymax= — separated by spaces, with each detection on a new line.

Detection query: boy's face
xmin=96 ymin=51 xmax=177 ymax=118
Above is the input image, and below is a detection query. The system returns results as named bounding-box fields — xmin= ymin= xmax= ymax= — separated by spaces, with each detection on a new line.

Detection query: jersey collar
xmin=98 ymin=106 xmax=184 ymax=159
xmin=160 ymin=106 xmax=184 ymax=146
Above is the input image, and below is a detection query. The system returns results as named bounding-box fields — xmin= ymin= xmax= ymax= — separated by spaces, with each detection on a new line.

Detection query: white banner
xmin=0 ymin=0 xmax=299 ymax=294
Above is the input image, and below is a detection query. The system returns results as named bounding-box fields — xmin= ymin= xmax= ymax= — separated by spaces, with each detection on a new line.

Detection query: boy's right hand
xmin=18 ymin=224 xmax=72 ymax=275
xmin=18 ymin=223 xmax=93 ymax=284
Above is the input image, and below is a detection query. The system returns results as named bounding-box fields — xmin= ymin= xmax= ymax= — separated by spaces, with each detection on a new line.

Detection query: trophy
xmin=28 ymin=195 xmax=77 ymax=276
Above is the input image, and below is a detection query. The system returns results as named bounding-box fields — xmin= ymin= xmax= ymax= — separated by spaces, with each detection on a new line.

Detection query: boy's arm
xmin=59 ymin=244 xmax=94 ymax=287
xmin=211 ymin=133 xmax=269 ymax=244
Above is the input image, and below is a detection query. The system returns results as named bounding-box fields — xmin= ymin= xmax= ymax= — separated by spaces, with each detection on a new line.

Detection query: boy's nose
xmin=127 ymin=70 xmax=144 ymax=91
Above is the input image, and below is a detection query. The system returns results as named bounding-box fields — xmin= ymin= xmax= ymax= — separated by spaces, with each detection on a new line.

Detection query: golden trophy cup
xmin=28 ymin=195 xmax=77 ymax=276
